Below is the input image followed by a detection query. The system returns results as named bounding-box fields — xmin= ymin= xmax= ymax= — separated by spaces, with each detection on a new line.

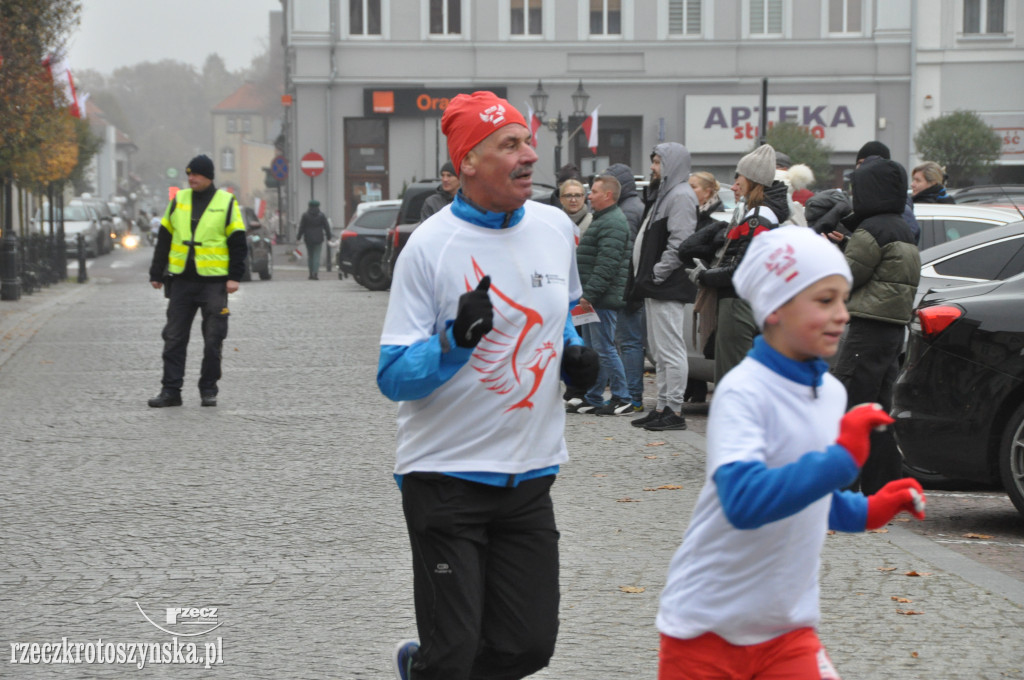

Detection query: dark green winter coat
xmin=845 ymin=157 xmax=921 ymax=324
xmin=577 ymin=204 xmax=631 ymax=310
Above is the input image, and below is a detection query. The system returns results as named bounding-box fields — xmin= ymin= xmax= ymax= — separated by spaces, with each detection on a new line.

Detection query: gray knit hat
xmin=736 ymin=144 xmax=777 ymax=187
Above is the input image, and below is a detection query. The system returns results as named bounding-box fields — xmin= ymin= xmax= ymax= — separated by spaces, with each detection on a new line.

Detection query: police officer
xmin=148 ymin=154 xmax=247 ymax=408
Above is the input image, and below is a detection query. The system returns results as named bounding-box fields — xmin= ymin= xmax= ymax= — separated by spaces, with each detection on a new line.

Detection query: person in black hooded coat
xmin=831 ymin=156 xmax=920 ymax=495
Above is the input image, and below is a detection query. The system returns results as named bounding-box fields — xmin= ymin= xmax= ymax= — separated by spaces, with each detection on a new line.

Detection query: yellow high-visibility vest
xmin=163 ymin=189 xmax=245 ymax=276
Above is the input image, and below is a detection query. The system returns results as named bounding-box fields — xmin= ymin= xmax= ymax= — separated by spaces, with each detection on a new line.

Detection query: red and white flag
xmin=254 ymin=197 xmax=266 ymax=219
xmin=581 ymin=106 xmax=600 ymax=154
xmin=43 ymin=52 xmax=83 ymax=118
xmin=525 ymin=102 xmax=542 ymax=148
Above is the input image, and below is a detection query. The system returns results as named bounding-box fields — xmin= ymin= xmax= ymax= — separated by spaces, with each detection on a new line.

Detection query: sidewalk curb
xmin=886 ymin=524 xmax=1024 ymax=608
xmin=663 ymin=427 xmax=1024 ymax=608
xmin=0 ymin=281 xmax=92 ymax=371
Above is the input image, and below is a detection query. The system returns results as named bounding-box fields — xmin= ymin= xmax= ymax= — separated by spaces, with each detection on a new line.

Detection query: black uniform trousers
xmin=160 ymin=278 xmax=229 ymax=395
xmin=831 ymin=317 xmax=904 ymax=495
xmin=401 ymin=473 xmax=560 ymax=680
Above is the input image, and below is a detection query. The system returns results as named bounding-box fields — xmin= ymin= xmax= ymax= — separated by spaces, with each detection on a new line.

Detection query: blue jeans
xmin=614 ymin=305 xmax=645 ymax=404
xmin=579 ymin=307 xmax=630 ymax=406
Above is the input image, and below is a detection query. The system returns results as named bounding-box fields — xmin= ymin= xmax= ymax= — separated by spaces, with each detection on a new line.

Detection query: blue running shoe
xmin=393 ymin=639 xmax=419 ymax=680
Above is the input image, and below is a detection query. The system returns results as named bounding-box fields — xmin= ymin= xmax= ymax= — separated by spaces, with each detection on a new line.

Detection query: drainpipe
xmin=908 ymin=0 xmax=918 ymax=168
xmin=326 ymin=2 xmax=339 ymax=226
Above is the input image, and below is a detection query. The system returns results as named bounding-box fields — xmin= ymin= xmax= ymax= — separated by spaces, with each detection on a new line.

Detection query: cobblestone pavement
xmin=1 ymin=249 xmax=1023 ymax=678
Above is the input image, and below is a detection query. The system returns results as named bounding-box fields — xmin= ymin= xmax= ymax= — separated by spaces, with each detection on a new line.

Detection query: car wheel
xmin=357 ymin=251 xmax=389 ymax=291
xmin=999 ymin=402 xmax=1024 ymax=516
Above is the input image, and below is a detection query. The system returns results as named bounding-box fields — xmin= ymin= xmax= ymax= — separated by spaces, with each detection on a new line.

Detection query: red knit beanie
xmin=441 ymin=91 xmax=527 ymax=176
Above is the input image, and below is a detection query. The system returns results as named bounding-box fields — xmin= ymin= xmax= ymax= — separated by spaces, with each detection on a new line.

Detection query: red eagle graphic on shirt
xmin=465 ymin=258 xmax=558 ymax=412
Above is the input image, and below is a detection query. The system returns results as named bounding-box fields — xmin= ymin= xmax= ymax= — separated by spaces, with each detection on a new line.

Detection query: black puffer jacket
xmin=677 ymin=198 xmax=727 ymax=264
xmin=845 ymin=157 xmax=921 ymax=324
xmin=699 ymin=181 xmax=791 ymax=297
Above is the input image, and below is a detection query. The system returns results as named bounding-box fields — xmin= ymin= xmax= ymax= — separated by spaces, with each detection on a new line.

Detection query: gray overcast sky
xmin=68 ymin=0 xmax=282 ymax=74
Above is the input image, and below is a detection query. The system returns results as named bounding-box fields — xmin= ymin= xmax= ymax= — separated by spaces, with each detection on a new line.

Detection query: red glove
xmin=836 ymin=403 xmax=894 ymax=467
xmin=866 ymin=478 xmax=927 ymax=530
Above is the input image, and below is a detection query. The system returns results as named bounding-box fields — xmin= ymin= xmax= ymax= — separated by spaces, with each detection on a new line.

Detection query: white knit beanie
xmin=733 ymin=226 xmax=852 ymax=330
xmin=736 ymin=144 xmax=777 ymax=187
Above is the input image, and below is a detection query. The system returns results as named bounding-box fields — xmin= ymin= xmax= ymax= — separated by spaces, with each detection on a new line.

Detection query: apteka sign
xmin=685 ymin=94 xmax=876 ymax=153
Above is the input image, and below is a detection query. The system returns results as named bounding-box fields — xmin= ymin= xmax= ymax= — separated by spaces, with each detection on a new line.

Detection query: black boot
xmin=200 ymin=392 xmax=217 ymax=407
xmin=148 ymin=389 xmax=182 ymax=408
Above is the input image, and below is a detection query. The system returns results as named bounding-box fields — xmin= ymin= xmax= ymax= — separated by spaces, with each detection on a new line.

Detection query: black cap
xmin=308 ymin=199 xmax=320 ymax=207
xmin=775 ymin=152 xmax=792 ymax=169
xmin=856 ymin=141 xmax=891 ymax=163
xmin=439 ymin=161 xmax=455 ymax=175
xmin=186 ymin=154 xmax=214 ymax=180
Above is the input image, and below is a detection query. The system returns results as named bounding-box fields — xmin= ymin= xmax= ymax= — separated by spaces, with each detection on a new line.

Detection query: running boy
xmin=656 ymin=226 xmax=927 ymax=679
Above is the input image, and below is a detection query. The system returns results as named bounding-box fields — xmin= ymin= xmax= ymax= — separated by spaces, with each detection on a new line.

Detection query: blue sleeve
xmin=828 ymin=490 xmax=868 ymax=533
xmin=712 ymin=444 xmax=860 ymax=530
xmin=564 ymin=310 xmax=583 ymax=347
xmin=376 ymin=324 xmax=475 ymax=402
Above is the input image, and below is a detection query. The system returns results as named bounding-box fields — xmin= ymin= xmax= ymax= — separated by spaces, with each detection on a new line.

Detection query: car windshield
xmin=356 ymin=207 xmax=400 ymax=229
xmin=36 ymin=205 xmax=92 ymax=222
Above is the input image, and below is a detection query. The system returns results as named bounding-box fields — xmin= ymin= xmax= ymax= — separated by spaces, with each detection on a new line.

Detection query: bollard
xmin=326 ymin=242 xmax=332 ymax=272
xmin=77 ymin=233 xmax=87 ymax=283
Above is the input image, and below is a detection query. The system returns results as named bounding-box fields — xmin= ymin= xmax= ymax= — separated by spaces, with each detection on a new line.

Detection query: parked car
xmin=914 ymin=220 xmax=1024 ymax=308
xmin=336 ymin=199 xmax=401 ymax=291
xmin=912 ymin=203 xmax=1020 ymax=250
xmin=383 ymin=181 xmax=556 ymax=280
xmin=950 ymin=184 xmax=1024 ymax=206
xmin=381 ymin=179 xmax=444 ymax=280
xmin=241 ymin=208 xmax=273 ymax=281
xmin=40 ymin=203 xmax=102 ymax=257
xmin=892 ymin=273 xmax=1024 ymax=516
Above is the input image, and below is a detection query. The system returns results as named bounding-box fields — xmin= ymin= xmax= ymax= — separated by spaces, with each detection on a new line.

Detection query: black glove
xmin=453 ymin=276 xmax=493 ymax=348
xmin=561 ymin=344 xmax=599 ymax=390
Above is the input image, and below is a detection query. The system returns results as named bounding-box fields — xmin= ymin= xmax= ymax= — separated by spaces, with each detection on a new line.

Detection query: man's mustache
xmin=511 ymin=166 xmax=533 ymax=179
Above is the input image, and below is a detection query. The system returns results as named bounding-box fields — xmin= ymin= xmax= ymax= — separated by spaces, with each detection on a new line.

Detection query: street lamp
xmin=530 ymin=79 xmax=590 ymax=176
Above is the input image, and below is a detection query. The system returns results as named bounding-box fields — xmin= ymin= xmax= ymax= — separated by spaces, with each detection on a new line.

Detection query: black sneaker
xmin=644 ymin=408 xmax=688 ymax=431
xmin=631 ymin=409 xmax=662 ymax=427
xmin=201 ymin=393 xmax=217 ymax=407
xmin=148 ymin=389 xmax=182 ymax=408
xmin=595 ymin=398 xmax=634 ymax=416
xmin=565 ymin=397 xmax=585 ymax=412
xmin=572 ymin=402 xmax=602 ymax=415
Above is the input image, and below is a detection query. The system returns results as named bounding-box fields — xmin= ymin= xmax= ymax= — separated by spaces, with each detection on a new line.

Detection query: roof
xmin=213 ymin=81 xmax=281 ymax=113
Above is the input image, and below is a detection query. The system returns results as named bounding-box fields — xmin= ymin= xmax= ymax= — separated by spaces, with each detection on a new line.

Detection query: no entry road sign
xmin=300 ymin=151 xmax=325 ymax=177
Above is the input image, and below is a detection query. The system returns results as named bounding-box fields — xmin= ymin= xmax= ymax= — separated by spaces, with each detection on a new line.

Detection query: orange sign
xmin=281 ymin=94 xmax=293 ymax=107
xmin=373 ymin=90 xmax=395 ymax=114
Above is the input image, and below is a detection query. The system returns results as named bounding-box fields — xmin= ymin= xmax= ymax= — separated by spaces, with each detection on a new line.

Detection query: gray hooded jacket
xmin=627 ymin=143 xmax=699 ymax=302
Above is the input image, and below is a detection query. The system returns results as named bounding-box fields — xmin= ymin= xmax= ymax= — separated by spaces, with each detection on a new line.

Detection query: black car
xmin=892 ymin=273 xmax=1024 ymax=516
xmin=382 ymin=180 xmax=443 ymax=281
xmin=338 ymin=200 xmax=401 ymax=291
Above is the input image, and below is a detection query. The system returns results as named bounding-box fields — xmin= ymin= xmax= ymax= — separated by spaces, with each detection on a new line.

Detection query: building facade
xmin=281 ymin=0 xmax=1024 ymax=228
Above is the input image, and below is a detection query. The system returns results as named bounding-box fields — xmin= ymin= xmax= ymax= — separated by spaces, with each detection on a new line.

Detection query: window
xmin=933 ymin=239 xmax=1022 ymax=280
xmin=226 ymin=117 xmax=237 ymax=133
xmin=828 ymin=0 xmax=861 ymax=33
xmin=750 ymin=0 xmax=783 ymax=35
xmin=511 ymin=0 xmax=542 ymax=35
xmin=350 ymin=0 xmax=382 ymax=35
xmin=241 ymin=117 xmax=251 ymax=134
xmin=964 ymin=0 xmax=1005 ymax=34
xmin=668 ymin=0 xmax=701 ymax=35
xmin=430 ymin=0 xmax=461 ymax=34
xmin=221 ymin=148 xmax=235 ymax=172
xmin=590 ymin=0 xmax=621 ymax=35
